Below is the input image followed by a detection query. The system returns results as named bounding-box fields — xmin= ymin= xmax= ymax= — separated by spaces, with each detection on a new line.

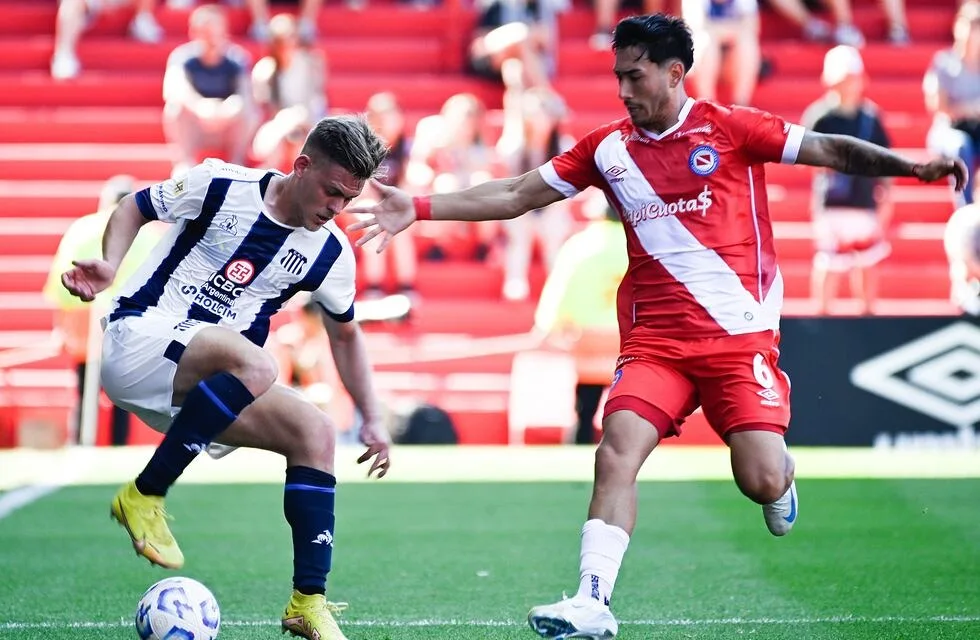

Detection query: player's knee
xmin=736 ymin=466 xmax=789 ymax=505
xmin=231 ymin=348 xmax=278 ymax=398
xmin=291 ymin=409 xmax=337 ymax=467
xmin=594 ymin=437 xmax=638 ymax=482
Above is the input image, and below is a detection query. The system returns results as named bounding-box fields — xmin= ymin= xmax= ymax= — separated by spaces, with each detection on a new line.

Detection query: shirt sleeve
xmin=538 ymin=127 xmax=608 ymax=198
xmin=310 ymin=232 xmax=357 ymax=323
xmin=728 ymin=105 xmax=805 ymax=165
xmin=132 ymin=161 xmax=215 ymax=223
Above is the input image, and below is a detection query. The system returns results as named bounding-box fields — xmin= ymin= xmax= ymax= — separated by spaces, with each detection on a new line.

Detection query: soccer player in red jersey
xmin=348 ymin=14 xmax=967 ymax=639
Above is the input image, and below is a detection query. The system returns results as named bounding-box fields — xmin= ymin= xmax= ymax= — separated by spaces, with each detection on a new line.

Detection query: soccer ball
xmin=135 ymin=577 xmax=221 ymax=640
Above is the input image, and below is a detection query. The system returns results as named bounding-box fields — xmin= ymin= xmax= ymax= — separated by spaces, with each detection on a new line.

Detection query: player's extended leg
xmin=528 ymin=407 xmax=664 ymax=639
xmin=212 ymin=384 xmax=349 ymax=640
xmin=109 ymin=327 xmax=277 ymax=569
xmin=728 ymin=429 xmax=798 ymax=536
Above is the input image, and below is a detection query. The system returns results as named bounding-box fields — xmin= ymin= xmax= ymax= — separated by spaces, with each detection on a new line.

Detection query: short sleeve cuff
xmin=538 ymin=162 xmax=581 ymax=199
xmin=134 ymin=188 xmax=157 ymax=220
xmin=781 ymin=124 xmax=805 ymax=165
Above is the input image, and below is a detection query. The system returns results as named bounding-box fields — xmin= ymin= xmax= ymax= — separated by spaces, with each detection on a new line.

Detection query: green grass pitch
xmin=2 ymin=478 xmax=980 ymax=639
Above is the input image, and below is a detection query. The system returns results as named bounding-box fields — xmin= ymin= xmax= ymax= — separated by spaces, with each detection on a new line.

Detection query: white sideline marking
xmin=0 ymin=484 xmax=64 ymax=521
xmin=0 ymin=450 xmax=93 ymax=520
xmin=3 ymin=615 xmax=980 ymax=630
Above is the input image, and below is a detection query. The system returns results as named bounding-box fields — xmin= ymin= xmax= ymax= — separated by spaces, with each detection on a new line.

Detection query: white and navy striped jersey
xmin=108 ymin=159 xmax=356 ymax=346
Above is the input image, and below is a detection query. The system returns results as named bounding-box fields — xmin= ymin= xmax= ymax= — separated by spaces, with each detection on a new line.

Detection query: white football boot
xmin=528 ymin=595 xmax=618 ymax=639
xmin=763 ymin=480 xmax=798 ymax=536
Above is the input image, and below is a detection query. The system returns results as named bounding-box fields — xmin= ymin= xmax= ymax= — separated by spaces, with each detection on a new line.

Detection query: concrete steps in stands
xmin=0 ymin=37 xmax=944 ymax=80
xmin=559 ymin=41 xmax=943 ymax=78
xmin=0 ymin=106 xmax=937 ymax=148
xmin=0 ymin=70 xmax=940 ymax=115
xmin=0 ymin=37 xmax=446 ymax=74
xmin=0 ymin=173 xmax=958 ymax=223
xmin=557 ymin=5 xmax=956 ymax=42
xmin=0 ymin=4 xmax=461 ymax=39
xmin=0 ymin=3 xmax=956 ymax=43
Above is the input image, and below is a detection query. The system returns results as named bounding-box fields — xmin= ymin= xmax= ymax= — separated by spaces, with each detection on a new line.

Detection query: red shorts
xmin=603 ymin=330 xmax=791 ymax=441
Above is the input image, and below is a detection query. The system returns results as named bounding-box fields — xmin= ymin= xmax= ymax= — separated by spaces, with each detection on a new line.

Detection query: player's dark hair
xmin=612 ymin=14 xmax=695 ymax=73
xmin=302 ymin=115 xmax=388 ymax=180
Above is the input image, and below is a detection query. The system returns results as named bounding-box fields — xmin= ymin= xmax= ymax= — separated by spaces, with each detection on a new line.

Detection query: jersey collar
xmin=638 ymin=97 xmax=696 ymax=141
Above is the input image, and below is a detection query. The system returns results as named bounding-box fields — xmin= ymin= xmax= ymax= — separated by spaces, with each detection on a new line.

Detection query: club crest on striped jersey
xmin=279 ymin=249 xmax=308 ymax=276
xmin=225 ymin=259 xmax=255 ymax=285
xmin=689 ymin=145 xmax=720 ymax=176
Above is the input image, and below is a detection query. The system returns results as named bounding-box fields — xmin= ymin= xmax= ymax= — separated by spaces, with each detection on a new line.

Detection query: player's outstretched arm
xmin=322 ymin=317 xmax=391 ymax=478
xmin=60 ymin=194 xmax=148 ymax=302
xmin=102 ymin=194 xmax=150 ymax=271
xmin=796 ymin=130 xmax=969 ymax=189
xmin=347 ymin=168 xmax=566 ymax=252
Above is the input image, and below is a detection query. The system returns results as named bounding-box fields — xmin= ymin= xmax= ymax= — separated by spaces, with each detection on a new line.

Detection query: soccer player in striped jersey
xmin=61 ymin=115 xmax=392 ymax=640
xmin=348 ymin=15 xmax=967 ymax=640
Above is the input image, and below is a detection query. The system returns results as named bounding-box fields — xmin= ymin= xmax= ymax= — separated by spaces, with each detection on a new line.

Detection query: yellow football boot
xmin=109 ymin=481 xmax=184 ymax=569
xmin=281 ymin=591 xmax=350 ymax=640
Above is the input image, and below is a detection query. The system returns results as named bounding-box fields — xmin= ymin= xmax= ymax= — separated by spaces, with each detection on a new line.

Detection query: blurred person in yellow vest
xmin=534 ymin=191 xmax=628 ymax=444
xmin=43 ymin=175 xmax=164 ymax=445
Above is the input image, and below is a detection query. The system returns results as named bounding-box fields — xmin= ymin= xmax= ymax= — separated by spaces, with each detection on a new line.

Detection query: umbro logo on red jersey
xmin=604 ymin=165 xmax=628 ymax=183
xmin=605 ymin=165 xmax=627 ymax=183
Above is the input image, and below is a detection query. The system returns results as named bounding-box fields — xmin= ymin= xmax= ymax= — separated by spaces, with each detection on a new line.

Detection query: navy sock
xmin=135 ymin=372 xmax=255 ymax=497
xmin=284 ymin=466 xmax=337 ymax=595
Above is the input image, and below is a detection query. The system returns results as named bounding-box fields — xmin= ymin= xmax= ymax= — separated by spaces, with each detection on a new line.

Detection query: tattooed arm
xmin=795 ymin=130 xmax=969 ymax=189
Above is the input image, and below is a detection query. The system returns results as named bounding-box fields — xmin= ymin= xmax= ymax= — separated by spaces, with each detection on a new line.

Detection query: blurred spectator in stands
xmin=358 ymin=92 xmax=418 ymax=300
xmin=803 ymin=46 xmax=893 ymax=316
xmin=467 ymin=0 xmax=562 ymax=90
xmin=533 ymin=192 xmax=627 ymax=444
xmin=51 ymin=0 xmax=163 ymax=80
xmin=496 ymin=79 xmax=572 ymax=300
xmin=591 ymin=0 xmax=677 ymax=50
xmin=166 ymin=0 xmax=323 ymax=43
xmin=163 ymin=4 xmax=258 ymax=173
xmin=406 ymin=93 xmax=499 ymax=261
xmin=251 ymin=13 xmax=327 ymax=172
xmin=43 ymin=176 xmax=163 ymax=445
xmin=246 ymin=0 xmax=325 ymax=42
xmin=270 ymin=297 xmax=359 ymax=441
xmin=924 ymin=0 xmax=980 ymax=207
xmin=767 ymin=0 xmax=908 ymax=46
xmin=683 ymin=0 xmax=760 ymax=106
xmin=944 ymin=203 xmax=980 ymax=315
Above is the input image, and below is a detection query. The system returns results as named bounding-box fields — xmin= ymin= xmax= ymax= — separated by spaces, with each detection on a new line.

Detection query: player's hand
xmin=61 ymin=259 xmax=116 ymax=303
xmin=915 ymin=157 xmax=969 ymax=191
xmin=345 ymin=180 xmax=416 ymax=253
xmin=356 ymin=418 xmax=392 ymax=479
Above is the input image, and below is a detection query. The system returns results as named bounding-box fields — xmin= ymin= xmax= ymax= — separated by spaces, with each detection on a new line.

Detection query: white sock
xmin=575 ymin=519 xmax=630 ymax=606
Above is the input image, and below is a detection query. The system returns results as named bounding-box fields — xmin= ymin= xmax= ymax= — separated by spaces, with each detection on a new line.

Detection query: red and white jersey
xmin=539 ymin=98 xmax=804 ymax=339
